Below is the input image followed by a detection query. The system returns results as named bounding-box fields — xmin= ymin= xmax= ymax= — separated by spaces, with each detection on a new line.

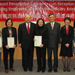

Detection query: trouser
xmin=47 ymin=47 xmax=58 ymax=69
xmin=3 ymin=47 xmax=15 ymax=69
xmin=22 ymin=47 xmax=34 ymax=69
xmin=0 ymin=52 xmax=1 ymax=70
xmin=36 ymin=47 xmax=46 ymax=70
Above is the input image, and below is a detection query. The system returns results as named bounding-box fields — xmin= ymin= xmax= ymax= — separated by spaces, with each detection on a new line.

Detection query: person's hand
xmin=13 ymin=45 xmax=16 ymax=48
xmin=5 ymin=45 xmax=9 ymax=49
xmin=19 ymin=44 xmax=21 ymax=47
xmin=58 ymin=44 xmax=60 ymax=47
xmin=33 ymin=38 xmax=36 ymax=41
xmin=73 ymin=43 xmax=75 ymax=47
xmin=65 ymin=43 xmax=69 ymax=48
xmin=39 ymin=44 xmax=44 ymax=48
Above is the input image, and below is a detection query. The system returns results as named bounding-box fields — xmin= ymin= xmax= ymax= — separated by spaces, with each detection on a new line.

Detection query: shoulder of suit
xmin=69 ymin=25 xmax=73 ymax=27
xmin=55 ymin=22 xmax=60 ymax=25
xmin=2 ymin=27 xmax=7 ymax=30
xmin=31 ymin=22 xmax=36 ymax=25
xmin=61 ymin=25 xmax=65 ymax=28
xmin=12 ymin=27 xmax=16 ymax=30
xmin=19 ymin=23 xmax=25 ymax=26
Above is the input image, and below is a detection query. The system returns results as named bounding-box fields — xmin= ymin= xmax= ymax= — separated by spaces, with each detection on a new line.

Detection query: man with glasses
xmin=46 ymin=13 xmax=60 ymax=72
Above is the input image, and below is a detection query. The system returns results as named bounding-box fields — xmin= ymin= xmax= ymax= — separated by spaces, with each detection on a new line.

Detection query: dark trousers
xmin=3 ymin=47 xmax=15 ymax=69
xmin=22 ymin=47 xmax=34 ymax=69
xmin=36 ymin=47 xmax=46 ymax=70
xmin=0 ymin=52 xmax=1 ymax=70
xmin=47 ymin=47 xmax=58 ymax=69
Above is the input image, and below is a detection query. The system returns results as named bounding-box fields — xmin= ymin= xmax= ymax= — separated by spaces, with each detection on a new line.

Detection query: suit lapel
xmin=11 ymin=27 xmax=14 ymax=36
xmin=6 ymin=27 xmax=9 ymax=37
xmin=49 ymin=22 xmax=56 ymax=31
xmin=53 ymin=22 xmax=57 ymax=31
xmin=64 ymin=25 xmax=70 ymax=36
xmin=24 ymin=22 xmax=32 ymax=34
xmin=30 ymin=22 xmax=32 ymax=34
xmin=24 ymin=23 xmax=28 ymax=33
xmin=68 ymin=26 xmax=70 ymax=35
xmin=49 ymin=23 xmax=52 ymax=31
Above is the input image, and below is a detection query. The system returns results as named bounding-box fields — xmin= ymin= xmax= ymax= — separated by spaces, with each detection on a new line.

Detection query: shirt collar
xmin=50 ymin=22 xmax=55 ymax=25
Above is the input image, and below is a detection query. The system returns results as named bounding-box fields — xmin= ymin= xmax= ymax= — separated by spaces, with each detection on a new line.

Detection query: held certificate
xmin=7 ymin=37 xmax=14 ymax=48
xmin=34 ymin=36 xmax=42 ymax=47
xmin=0 ymin=37 xmax=2 ymax=47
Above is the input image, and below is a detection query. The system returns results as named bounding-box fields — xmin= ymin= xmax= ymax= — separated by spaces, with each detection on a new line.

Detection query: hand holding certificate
xmin=0 ymin=37 xmax=2 ymax=47
xmin=34 ymin=36 xmax=42 ymax=47
xmin=7 ymin=37 xmax=15 ymax=48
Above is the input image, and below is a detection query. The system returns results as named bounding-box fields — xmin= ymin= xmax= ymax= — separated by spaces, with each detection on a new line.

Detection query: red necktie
xmin=27 ymin=23 xmax=30 ymax=34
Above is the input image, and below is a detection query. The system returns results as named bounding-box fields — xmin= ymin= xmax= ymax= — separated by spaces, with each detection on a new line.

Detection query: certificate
xmin=34 ymin=36 xmax=42 ymax=47
xmin=7 ymin=37 xmax=14 ymax=48
xmin=0 ymin=37 xmax=2 ymax=47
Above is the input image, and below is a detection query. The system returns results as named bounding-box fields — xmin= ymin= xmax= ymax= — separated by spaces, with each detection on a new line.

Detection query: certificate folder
xmin=7 ymin=37 xmax=14 ymax=48
xmin=34 ymin=36 xmax=42 ymax=47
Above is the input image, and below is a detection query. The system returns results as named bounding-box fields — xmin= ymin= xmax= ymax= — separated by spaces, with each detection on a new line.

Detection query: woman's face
xmin=38 ymin=20 xmax=43 ymax=27
xmin=65 ymin=20 xmax=70 ymax=25
xmin=7 ymin=20 xmax=12 ymax=27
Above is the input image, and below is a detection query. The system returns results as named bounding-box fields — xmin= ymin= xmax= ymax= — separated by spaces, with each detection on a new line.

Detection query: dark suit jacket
xmin=18 ymin=22 xmax=36 ymax=49
xmin=60 ymin=25 xmax=74 ymax=46
xmin=46 ymin=22 xmax=60 ymax=47
xmin=34 ymin=25 xmax=48 ymax=48
xmin=2 ymin=27 xmax=17 ymax=47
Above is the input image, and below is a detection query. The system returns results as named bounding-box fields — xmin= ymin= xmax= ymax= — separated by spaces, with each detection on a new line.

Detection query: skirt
xmin=60 ymin=44 xmax=73 ymax=57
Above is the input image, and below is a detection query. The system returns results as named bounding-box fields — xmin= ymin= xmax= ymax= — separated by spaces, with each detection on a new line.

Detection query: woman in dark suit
xmin=2 ymin=18 xmax=17 ymax=73
xmin=60 ymin=17 xmax=73 ymax=72
xmin=34 ymin=18 xmax=48 ymax=73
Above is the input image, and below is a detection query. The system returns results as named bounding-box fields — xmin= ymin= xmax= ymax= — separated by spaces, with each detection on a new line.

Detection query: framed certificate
xmin=34 ymin=36 xmax=42 ymax=47
xmin=7 ymin=37 xmax=14 ymax=48
xmin=0 ymin=37 xmax=2 ymax=47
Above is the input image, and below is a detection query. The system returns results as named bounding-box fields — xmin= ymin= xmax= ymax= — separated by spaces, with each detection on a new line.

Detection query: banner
xmin=0 ymin=0 xmax=75 ymax=21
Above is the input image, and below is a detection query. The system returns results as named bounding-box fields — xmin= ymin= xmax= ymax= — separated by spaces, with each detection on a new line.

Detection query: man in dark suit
xmin=46 ymin=14 xmax=60 ymax=72
xmin=18 ymin=15 xmax=35 ymax=72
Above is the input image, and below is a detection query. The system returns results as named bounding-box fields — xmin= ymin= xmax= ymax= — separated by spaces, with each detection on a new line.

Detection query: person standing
xmin=18 ymin=15 xmax=35 ymax=72
xmin=73 ymin=20 xmax=75 ymax=70
xmin=46 ymin=13 xmax=60 ymax=72
xmin=34 ymin=18 xmax=48 ymax=73
xmin=2 ymin=18 xmax=17 ymax=73
xmin=0 ymin=28 xmax=2 ymax=71
xmin=60 ymin=17 xmax=73 ymax=72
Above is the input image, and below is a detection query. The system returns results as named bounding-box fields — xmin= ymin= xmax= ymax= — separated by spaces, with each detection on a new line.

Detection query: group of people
xmin=0 ymin=13 xmax=75 ymax=73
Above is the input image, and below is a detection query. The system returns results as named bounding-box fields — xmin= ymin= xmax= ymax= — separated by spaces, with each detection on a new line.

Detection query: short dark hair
xmin=64 ymin=17 xmax=71 ymax=22
xmin=48 ymin=13 xmax=55 ymax=17
xmin=5 ymin=18 xmax=13 ymax=26
xmin=36 ymin=18 xmax=45 ymax=28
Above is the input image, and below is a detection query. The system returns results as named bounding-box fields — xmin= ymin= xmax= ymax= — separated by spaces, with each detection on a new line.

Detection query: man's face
xmin=25 ymin=15 xmax=31 ymax=23
xmin=49 ymin=15 xmax=55 ymax=22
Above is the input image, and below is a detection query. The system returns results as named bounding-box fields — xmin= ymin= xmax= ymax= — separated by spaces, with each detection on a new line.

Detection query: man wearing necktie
xmin=18 ymin=15 xmax=35 ymax=72
xmin=46 ymin=14 xmax=60 ymax=72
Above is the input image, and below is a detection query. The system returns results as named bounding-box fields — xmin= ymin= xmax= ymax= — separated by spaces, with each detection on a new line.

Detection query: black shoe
xmin=37 ymin=69 xmax=41 ymax=72
xmin=48 ymin=68 xmax=52 ymax=72
xmin=67 ymin=68 xmax=70 ymax=72
xmin=42 ymin=69 xmax=45 ymax=73
xmin=74 ymin=68 xmax=75 ymax=70
xmin=29 ymin=68 xmax=33 ymax=72
xmin=63 ymin=68 xmax=66 ymax=72
xmin=24 ymin=68 xmax=27 ymax=72
xmin=54 ymin=69 xmax=58 ymax=72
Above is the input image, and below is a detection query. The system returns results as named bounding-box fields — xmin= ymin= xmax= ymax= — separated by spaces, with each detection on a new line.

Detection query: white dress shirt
xmin=50 ymin=22 xmax=55 ymax=29
xmin=26 ymin=23 xmax=30 ymax=29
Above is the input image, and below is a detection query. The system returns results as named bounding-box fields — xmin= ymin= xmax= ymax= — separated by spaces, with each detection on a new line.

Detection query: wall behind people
xmin=0 ymin=21 xmax=74 ymax=60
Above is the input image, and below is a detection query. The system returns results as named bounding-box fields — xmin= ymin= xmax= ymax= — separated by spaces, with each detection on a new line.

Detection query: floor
xmin=0 ymin=60 xmax=75 ymax=75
